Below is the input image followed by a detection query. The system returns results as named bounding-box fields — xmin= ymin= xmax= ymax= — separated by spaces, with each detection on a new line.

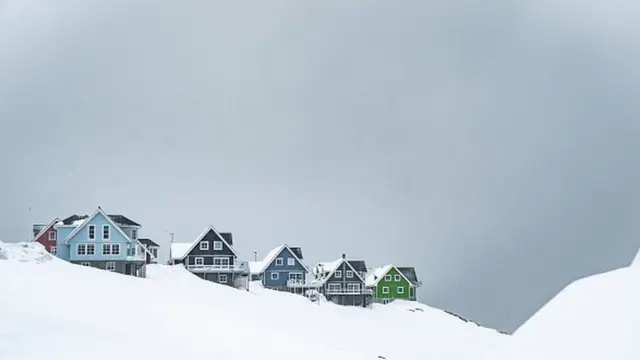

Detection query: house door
xmin=409 ymin=287 xmax=415 ymax=299
xmin=125 ymin=264 xmax=132 ymax=276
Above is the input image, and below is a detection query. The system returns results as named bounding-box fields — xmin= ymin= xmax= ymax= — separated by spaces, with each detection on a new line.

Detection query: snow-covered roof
xmin=64 ymin=207 xmax=132 ymax=244
xmin=170 ymin=243 xmax=193 ymax=260
xmin=170 ymin=226 xmax=239 ymax=261
xmin=365 ymin=265 xmax=393 ymax=287
xmin=313 ymin=258 xmax=343 ymax=276
xmin=631 ymin=249 xmax=640 ymax=267
xmin=32 ymin=217 xmax=60 ymax=242
xmin=249 ymin=261 xmax=263 ymax=275
xmin=252 ymin=244 xmax=309 ymax=274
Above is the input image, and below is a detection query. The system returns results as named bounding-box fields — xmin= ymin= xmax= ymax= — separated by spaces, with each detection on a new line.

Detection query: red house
xmin=32 ymin=218 xmax=60 ymax=255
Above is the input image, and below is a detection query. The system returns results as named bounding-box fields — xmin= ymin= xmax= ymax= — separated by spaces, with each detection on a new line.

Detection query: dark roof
xmin=108 ymin=214 xmax=141 ymax=227
xmin=61 ymin=215 xmax=89 ymax=225
xmin=397 ymin=267 xmax=419 ymax=284
xmin=138 ymin=238 xmax=159 ymax=247
xmin=290 ymin=246 xmax=303 ymax=260
xmin=220 ymin=232 xmax=233 ymax=246
xmin=347 ymin=260 xmax=368 ymax=273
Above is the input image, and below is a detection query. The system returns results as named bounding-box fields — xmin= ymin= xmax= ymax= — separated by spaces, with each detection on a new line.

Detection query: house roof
xmin=254 ymin=244 xmax=308 ymax=274
xmin=220 ymin=232 xmax=233 ymax=246
xmin=60 ymin=214 xmax=140 ymax=227
xmin=32 ymin=217 xmax=60 ymax=241
xmin=170 ymin=226 xmax=238 ymax=260
xmin=60 ymin=214 xmax=89 ymax=226
xmin=290 ymin=247 xmax=303 ymax=260
xmin=138 ymin=238 xmax=159 ymax=247
xmin=248 ymin=261 xmax=263 ymax=275
xmin=64 ymin=207 xmax=133 ymax=244
xmin=347 ymin=260 xmax=367 ymax=273
xmin=108 ymin=214 xmax=141 ymax=227
xmin=397 ymin=266 xmax=419 ymax=285
xmin=314 ymin=256 xmax=366 ymax=285
xmin=365 ymin=265 xmax=414 ymax=287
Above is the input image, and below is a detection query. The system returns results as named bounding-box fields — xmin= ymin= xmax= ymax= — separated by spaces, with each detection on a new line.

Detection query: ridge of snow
xmin=0 ymin=241 xmax=54 ymax=263
xmin=1 ymin=242 xmax=506 ymax=360
xmin=631 ymin=248 xmax=640 ymax=267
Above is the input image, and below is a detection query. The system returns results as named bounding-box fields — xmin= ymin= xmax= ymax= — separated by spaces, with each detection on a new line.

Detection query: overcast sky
xmin=1 ymin=0 xmax=639 ymax=333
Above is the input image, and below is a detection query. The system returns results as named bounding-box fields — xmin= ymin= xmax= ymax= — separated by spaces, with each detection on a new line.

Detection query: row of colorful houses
xmin=33 ymin=206 xmax=422 ymax=307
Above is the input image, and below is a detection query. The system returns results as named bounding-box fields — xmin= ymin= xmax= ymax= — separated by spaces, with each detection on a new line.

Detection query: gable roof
xmin=170 ymin=226 xmax=239 ymax=260
xmin=397 ymin=266 xmax=419 ymax=285
xmin=347 ymin=260 xmax=367 ymax=273
xmin=138 ymin=238 xmax=159 ymax=247
xmin=108 ymin=214 xmax=141 ymax=227
xmin=365 ymin=264 xmax=414 ymax=287
xmin=256 ymin=244 xmax=309 ymax=274
xmin=315 ymin=257 xmax=366 ymax=285
xmin=64 ymin=207 xmax=133 ymax=244
xmin=290 ymin=247 xmax=303 ymax=260
xmin=32 ymin=217 xmax=60 ymax=242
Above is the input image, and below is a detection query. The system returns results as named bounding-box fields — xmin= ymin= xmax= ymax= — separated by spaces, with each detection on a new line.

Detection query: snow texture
xmin=365 ymin=265 xmax=393 ymax=286
xmin=1 ymin=241 xmax=505 ymax=360
xmin=169 ymin=242 xmax=192 ymax=260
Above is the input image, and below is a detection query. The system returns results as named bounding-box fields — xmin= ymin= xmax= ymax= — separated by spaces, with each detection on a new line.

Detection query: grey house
xmin=170 ymin=226 xmax=249 ymax=289
xmin=312 ymin=254 xmax=373 ymax=307
xmin=138 ymin=238 xmax=160 ymax=264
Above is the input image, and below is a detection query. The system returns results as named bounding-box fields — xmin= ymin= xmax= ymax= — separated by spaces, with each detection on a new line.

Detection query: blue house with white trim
xmin=250 ymin=244 xmax=309 ymax=291
xmin=55 ymin=206 xmax=154 ymax=277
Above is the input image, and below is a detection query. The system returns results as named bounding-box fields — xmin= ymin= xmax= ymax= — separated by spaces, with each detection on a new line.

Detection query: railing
xmin=186 ymin=264 xmax=247 ymax=273
xmin=326 ymin=287 xmax=373 ymax=295
xmin=287 ymin=279 xmax=321 ymax=288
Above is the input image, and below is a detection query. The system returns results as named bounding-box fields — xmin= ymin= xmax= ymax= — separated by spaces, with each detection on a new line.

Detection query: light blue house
xmin=55 ymin=206 xmax=153 ymax=276
xmin=249 ymin=244 xmax=309 ymax=290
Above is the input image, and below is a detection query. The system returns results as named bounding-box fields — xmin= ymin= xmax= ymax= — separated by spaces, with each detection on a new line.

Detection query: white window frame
xmin=200 ymin=241 xmax=209 ymax=251
xmin=287 ymin=258 xmax=295 ymax=266
xmin=77 ymin=244 xmax=87 ymax=256
xmin=335 ymin=270 xmax=342 ymax=278
xmin=86 ymin=244 xmax=95 ymax=255
xmin=346 ymin=283 xmax=360 ymax=292
xmin=102 ymin=243 xmax=111 ymax=255
xmin=394 ymin=274 xmax=401 ymax=282
xmin=270 ymin=272 xmax=279 ymax=280
xmin=131 ymin=229 xmax=137 ymax=241
xmin=111 ymin=243 xmax=120 ymax=255
xmin=288 ymin=272 xmax=303 ymax=281
xmin=102 ymin=225 xmax=110 ymax=240
xmin=105 ymin=261 xmax=116 ymax=272
xmin=49 ymin=231 xmax=56 ymax=241
xmin=80 ymin=262 xmax=91 ymax=267
xmin=195 ymin=257 xmax=204 ymax=266
xmin=327 ymin=283 xmax=341 ymax=292
xmin=346 ymin=270 xmax=354 ymax=278
xmin=275 ymin=258 xmax=283 ymax=266
xmin=213 ymin=241 xmax=223 ymax=250
xmin=88 ymin=225 xmax=96 ymax=240
xmin=219 ymin=274 xmax=228 ymax=283
xmin=150 ymin=247 xmax=158 ymax=258
xmin=398 ymin=286 xmax=404 ymax=294
xmin=385 ymin=274 xmax=392 ymax=281
xmin=50 ymin=246 xmax=57 ymax=255
xmin=382 ymin=286 xmax=390 ymax=294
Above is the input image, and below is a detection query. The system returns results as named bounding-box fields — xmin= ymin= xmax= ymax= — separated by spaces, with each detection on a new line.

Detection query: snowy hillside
xmin=0 ymin=241 xmax=505 ymax=360
xmin=487 ymin=249 xmax=640 ymax=360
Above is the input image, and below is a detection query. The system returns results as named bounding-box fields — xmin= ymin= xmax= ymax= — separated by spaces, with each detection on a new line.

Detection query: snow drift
xmin=0 ymin=241 xmax=505 ymax=360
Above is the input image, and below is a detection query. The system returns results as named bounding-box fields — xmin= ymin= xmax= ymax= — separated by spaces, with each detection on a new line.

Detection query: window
xmin=394 ymin=274 xmax=401 ymax=282
xmin=200 ymin=241 xmax=209 ymax=251
xmin=88 ymin=225 xmax=96 ymax=240
xmin=287 ymin=258 xmax=295 ymax=266
xmin=195 ymin=257 xmax=204 ymax=266
xmin=102 ymin=244 xmax=119 ymax=256
xmin=81 ymin=262 xmax=91 ymax=267
xmin=86 ymin=244 xmax=95 ymax=255
xmin=382 ymin=286 xmax=390 ymax=294
xmin=102 ymin=243 xmax=111 ymax=255
xmin=213 ymin=241 xmax=223 ymax=250
xmin=270 ymin=272 xmax=279 ymax=280
xmin=275 ymin=258 xmax=283 ymax=266
xmin=335 ymin=270 xmax=342 ymax=278
xmin=105 ymin=262 xmax=116 ymax=271
xmin=289 ymin=272 xmax=303 ymax=281
xmin=346 ymin=270 xmax=354 ymax=278
xmin=213 ymin=257 xmax=230 ymax=266
xmin=328 ymin=283 xmax=341 ymax=292
xmin=131 ymin=229 xmax=137 ymax=240
xmin=219 ymin=274 xmax=228 ymax=283
xmin=50 ymin=246 xmax=57 ymax=255
xmin=385 ymin=274 xmax=392 ymax=281
xmin=77 ymin=244 xmax=87 ymax=256
xmin=111 ymin=244 xmax=120 ymax=255
xmin=346 ymin=283 xmax=360 ymax=293
xmin=49 ymin=231 xmax=56 ymax=241
xmin=102 ymin=225 xmax=110 ymax=240
xmin=150 ymin=247 xmax=158 ymax=258
xmin=397 ymin=286 xmax=404 ymax=294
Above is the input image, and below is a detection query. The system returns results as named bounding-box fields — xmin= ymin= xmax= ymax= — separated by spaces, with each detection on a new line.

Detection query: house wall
xmin=325 ymin=261 xmax=364 ymax=289
xmin=186 ymin=230 xmax=236 ymax=258
xmin=322 ymin=260 xmax=370 ymax=307
xmin=118 ymin=225 xmax=140 ymax=242
xmin=186 ymin=255 xmax=235 ymax=265
xmin=263 ymin=247 xmax=307 ymax=288
xmin=55 ymin=226 xmax=74 ymax=260
xmin=374 ymin=267 xmax=413 ymax=300
xmin=67 ymin=212 xmax=132 ymax=262
xmin=70 ymin=260 xmax=144 ymax=276
xmin=34 ymin=226 xmax=57 ymax=254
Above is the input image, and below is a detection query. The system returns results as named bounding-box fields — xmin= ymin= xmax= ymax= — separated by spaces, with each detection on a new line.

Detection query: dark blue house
xmin=250 ymin=244 xmax=309 ymax=291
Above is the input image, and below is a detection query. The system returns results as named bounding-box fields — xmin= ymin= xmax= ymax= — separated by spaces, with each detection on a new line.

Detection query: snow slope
xmin=488 ymin=249 xmax=640 ymax=360
xmin=0 ymin=241 xmax=506 ymax=360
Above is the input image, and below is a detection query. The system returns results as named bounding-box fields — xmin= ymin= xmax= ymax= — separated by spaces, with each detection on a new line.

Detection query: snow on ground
xmin=486 ymin=248 xmax=640 ymax=360
xmin=0 ymin=241 xmax=506 ymax=360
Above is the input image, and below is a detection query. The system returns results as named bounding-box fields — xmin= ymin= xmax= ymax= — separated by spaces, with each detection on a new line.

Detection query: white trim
xmin=385 ymin=274 xmax=392 ymax=281
xmin=397 ymin=286 xmax=404 ymax=294
xmin=382 ymin=286 xmax=390 ymax=294
xmin=77 ymin=244 xmax=87 ymax=256
xmin=394 ymin=274 xmax=401 ymax=282
xmin=50 ymin=246 xmax=57 ymax=255
xmin=270 ymin=272 xmax=279 ymax=280
xmin=105 ymin=261 xmax=116 ymax=271
xmin=213 ymin=241 xmax=223 ymax=251
xmin=287 ymin=258 xmax=295 ymax=266
xmin=317 ymin=258 xmax=366 ymax=285
xmin=288 ymin=272 xmax=304 ymax=281
xmin=88 ymin=225 xmax=96 ymax=240
xmin=327 ymin=283 xmax=341 ymax=292
xmin=172 ymin=226 xmax=239 ymax=260
xmin=256 ymin=244 xmax=309 ymax=274
xmin=48 ymin=231 xmax=56 ymax=241
xmin=86 ymin=243 xmax=95 ymax=255
xmin=195 ymin=257 xmax=204 ymax=266
xmin=219 ymin=274 xmax=228 ymax=283
xmin=346 ymin=270 xmax=354 ymax=278
xmin=131 ymin=229 xmax=137 ymax=241
xmin=64 ymin=207 xmax=133 ymax=244
xmin=32 ymin=218 xmax=60 ymax=242
xmin=102 ymin=225 xmax=110 ymax=240
xmin=275 ymin=258 xmax=283 ymax=266
xmin=369 ymin=265 xmax=415 ymax=288
xmin=200 ymin=241 xmax=209 ymax=251
xmin=335 ymin=270 xmax=342 ymax=278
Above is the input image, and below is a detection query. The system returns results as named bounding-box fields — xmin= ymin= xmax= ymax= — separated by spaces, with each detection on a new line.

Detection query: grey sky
xmin=1 ymin=0 xmax=638 ymax=333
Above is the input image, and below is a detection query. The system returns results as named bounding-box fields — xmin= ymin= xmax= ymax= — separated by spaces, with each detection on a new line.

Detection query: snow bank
xmin=488 ymin=261 xmax=640 ymax=360
xmin=1 ymin=243 xmax=506 ymax=360
xmin=631 ymin=248 xmax=640 ymax=267
xmin=0 ymin=240 xmax=54 ymax=263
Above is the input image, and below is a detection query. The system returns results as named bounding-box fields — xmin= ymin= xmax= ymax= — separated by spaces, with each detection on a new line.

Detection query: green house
xmin=365 ymin=265 xmax=420 ymax=303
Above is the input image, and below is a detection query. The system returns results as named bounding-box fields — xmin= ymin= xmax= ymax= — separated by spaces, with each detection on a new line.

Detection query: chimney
xmin=254 ymin=251 xmax=258 ymax=262
xmin=341 ymin=253 xmax=346 ymax=259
